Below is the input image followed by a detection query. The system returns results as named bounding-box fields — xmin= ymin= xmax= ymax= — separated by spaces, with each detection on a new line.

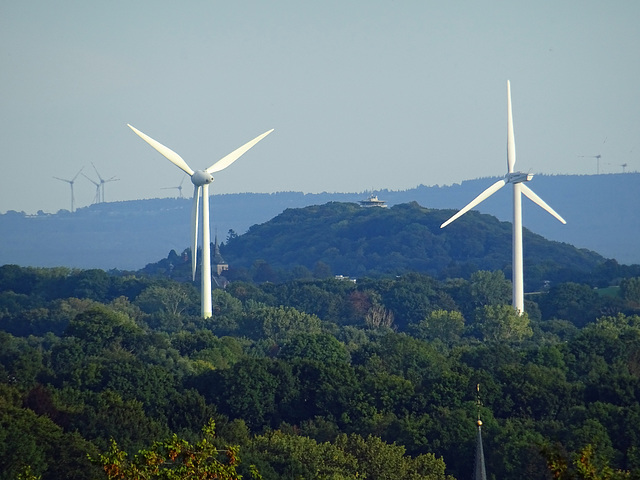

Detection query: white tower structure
xmin=440 ymin=81 xmax=566 ymax=314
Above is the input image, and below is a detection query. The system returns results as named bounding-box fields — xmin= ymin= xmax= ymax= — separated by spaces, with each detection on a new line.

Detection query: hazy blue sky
xmin=1 ymin=1 xmax=638 ymax=214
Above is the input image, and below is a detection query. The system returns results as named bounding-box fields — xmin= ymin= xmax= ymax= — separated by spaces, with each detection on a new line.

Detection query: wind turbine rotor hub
xmin=190 ymin=170 xmax=214 ymax=186
xmin=506 ymin=172 xmax=534 ymax=184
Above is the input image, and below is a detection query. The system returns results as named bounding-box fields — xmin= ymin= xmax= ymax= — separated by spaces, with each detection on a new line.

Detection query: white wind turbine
xmin=440 ymin=81 xmax=566 ymax=314
xmin=128 ymin=124 xmax=274 ymax=318
xmin=54 ymin=167 xmax=84 ymax=212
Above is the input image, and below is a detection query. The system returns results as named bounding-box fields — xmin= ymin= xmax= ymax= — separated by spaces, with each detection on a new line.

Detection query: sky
xmin=1 ymin=1 xmax=638 ymax=214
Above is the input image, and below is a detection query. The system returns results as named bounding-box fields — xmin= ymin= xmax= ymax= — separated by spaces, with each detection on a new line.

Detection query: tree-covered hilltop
xmin=216 ymin=201 xmax=606 ymax=290
xmin=3 ymin=265 xmax=640 ymax=479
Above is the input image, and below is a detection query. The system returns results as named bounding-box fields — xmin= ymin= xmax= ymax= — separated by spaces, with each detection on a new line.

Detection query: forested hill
xmin=0 ymin=173 xmax=638 ymax=270
xmin=217 ymin=201 xmax=605 ymax=290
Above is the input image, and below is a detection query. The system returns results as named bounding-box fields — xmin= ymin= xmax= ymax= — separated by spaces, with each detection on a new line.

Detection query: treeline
xmin=2 ymin=265 xmax=640 ymax=479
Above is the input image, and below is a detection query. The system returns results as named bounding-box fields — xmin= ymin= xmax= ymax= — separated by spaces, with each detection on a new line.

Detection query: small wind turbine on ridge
xmin=91 ymin=162 xmax=120 ymax=202
xmin=440 ymin=81 xmax=566 ymax=315
xmin=578 ymin=154 xmax=602 ymax=174
xmin=162 ymin=175 xmax=187 ymax=198
xmin=128 ymin=124 xmax=274 ymax=318
xmin=82 ymin=172 xmax=102 ymax=204
xmin=82 ymin=164 xmax=119 ymax=203
xmin=54 ymin=167 xmax=84 ymax=212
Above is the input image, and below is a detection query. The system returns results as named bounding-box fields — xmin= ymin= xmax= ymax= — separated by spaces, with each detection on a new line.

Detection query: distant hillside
xmin=217 ymin=201 xmax=605 ymax=290
xmin=0 ymin=173 xmax=637 ymax=270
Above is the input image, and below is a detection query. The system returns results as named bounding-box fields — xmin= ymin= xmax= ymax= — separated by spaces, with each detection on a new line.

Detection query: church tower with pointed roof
xmin=212 ymin=234 xmax=228 ymax=277
xmin=474 ymin=384 xmax=488 ymax=480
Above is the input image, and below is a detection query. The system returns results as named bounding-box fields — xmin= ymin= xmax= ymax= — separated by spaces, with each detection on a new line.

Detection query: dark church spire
xmin=474 ymin=384 xmax=487 ymax=480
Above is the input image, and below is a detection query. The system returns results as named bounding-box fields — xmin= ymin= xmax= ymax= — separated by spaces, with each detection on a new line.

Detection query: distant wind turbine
xmin=440 ymin=81 xmax=566 ymax=314
xmin=162 ymin=175 xmax=187 ymax=198
xmin=82 ymin=172 xmax=102 ymax=204
xmin=579 ymin=154 xmax=602 ymax=174
xmin=82 ymin=164 xmax=119 ymax=203
xmin=128 ymin=124 xmax=274 ymax=318
xmin=91 ymin=162 xmax=119 ymax=202
xmin=53 ymin=167 xmax=84 ymax=212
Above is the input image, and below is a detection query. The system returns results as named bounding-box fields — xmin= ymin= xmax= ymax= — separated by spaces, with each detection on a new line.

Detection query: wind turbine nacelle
xmin=506 ymin=172 xmax=534 ymax=184
xmin=191 ymin=170 xmax=214 ymax=186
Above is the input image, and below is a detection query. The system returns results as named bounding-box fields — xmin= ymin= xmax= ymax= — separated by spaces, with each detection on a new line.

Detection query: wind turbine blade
xmin=507 ymin=80 xmax=516 ymax=174
xmin=91 ymin=162 xmax=104 ymax=182
xmin=520 ymin=184 xmax=567 ymax=224
xmin=71 ymin=167 xmax=84 ymax=181
xmin=191 ymin=186 xmax=200 ymax=281
xmin=206 ymin=129 xmax=274 ymax=174
xmin=440 ymin=179 xmax=506 ymax=228
xmin=127 ymin=124 xmax=195 ymax=176
xmin=81 ymin=173 xmax=99 ymax=187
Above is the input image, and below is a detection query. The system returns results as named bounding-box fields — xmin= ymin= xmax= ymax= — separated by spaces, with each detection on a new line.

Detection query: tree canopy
xmin=2 ymin=261 xmax=640 ymax=479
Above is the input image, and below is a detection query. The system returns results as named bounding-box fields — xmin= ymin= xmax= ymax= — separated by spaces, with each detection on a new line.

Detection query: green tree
xmin=135 ymin=283 xmax=198 ymax=316
xmin=473 ymin=305 xmax=533 ymax=343
xmin=279 ymin=333 xmax=349 ymax=364
xmin=411 ymin=309 xmax=465 ymax=347
xmin=376 ymin=273 xmax=441 ymax=330
xmin=241 ymin=304 xmax=322 ymax=344
xmin=247 ymin=429 xmax=454 ymax=480
xmin=0 ymin=264 xmax=38 ymax=295
xmin=469 ymin=270 xmax=512 ymax=307
xmin=198 ymin=359 xmax=296 ymax=429
xmin=539 ymin=282 xmax=600 ymax=327
xmin=544 ymin=444 xmax=632 ymax=479
xmin=64 ymin=305 xmax=144 ymax=355
xmin=335 ymin=432 xmax=454 ymax=480
xmin=211 ymin=290 xmax=244 ymax=335
xmin=0 ymin=391 xmax=99 ymax=480
xmin=353 ymin=332 xmax=448 ymax=385
xmin=620 ymin=277 xmax=640 ymax=308
xmin=70 ymin=269 xmax=111 ymax=302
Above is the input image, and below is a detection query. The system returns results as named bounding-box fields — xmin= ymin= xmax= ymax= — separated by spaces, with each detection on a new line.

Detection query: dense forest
xmin=2 ymin=258 xmax=640 ymax=479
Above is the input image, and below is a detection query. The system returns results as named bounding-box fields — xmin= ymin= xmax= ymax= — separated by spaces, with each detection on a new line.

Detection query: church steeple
xmin=474 ymin=384 xmax=487 ymax=480
xmin=212 ymin=233 xmax=228 ymax=276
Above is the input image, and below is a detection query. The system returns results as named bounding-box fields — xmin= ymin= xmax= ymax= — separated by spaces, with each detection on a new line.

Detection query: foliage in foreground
xmin=544 ymin=444 xmax=635 ymax=480
xmin=91 ymin=419 xmax=249 ymax=480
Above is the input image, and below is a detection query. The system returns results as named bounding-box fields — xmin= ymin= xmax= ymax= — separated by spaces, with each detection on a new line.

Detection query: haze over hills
xmin=0 ymin=173 xmax=638 ymax=270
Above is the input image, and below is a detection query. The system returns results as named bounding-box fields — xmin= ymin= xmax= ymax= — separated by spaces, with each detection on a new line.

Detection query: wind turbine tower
xmin=440 ymin=81 xmax=566 ymax=314
xmin=128 ymin=124 xmax=274 ymax=318
xmin=54 ymin=167 xmax=83 ymax=212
